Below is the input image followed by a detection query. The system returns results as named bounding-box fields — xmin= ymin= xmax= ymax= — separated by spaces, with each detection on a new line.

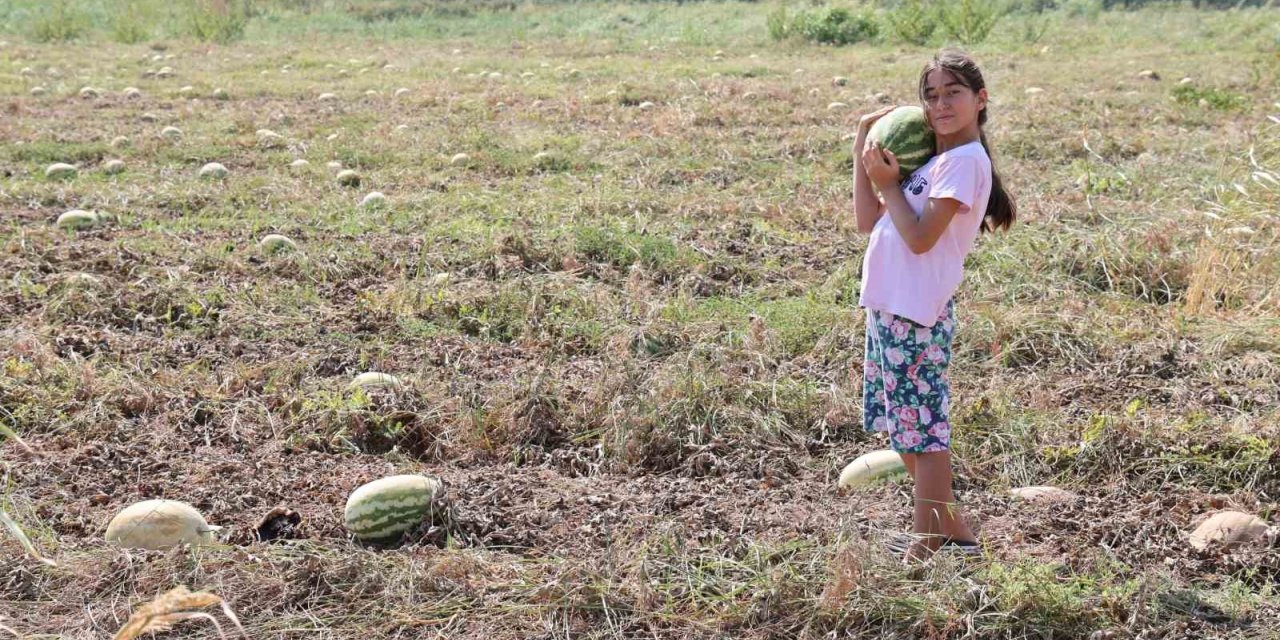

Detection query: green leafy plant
xmin=936 ymin=0 xmax=1006 ymax=45
xmin=885 ymin=0 xmax=939 ymax=46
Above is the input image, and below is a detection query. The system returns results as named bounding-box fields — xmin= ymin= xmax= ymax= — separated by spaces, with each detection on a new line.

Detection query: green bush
xmin=29 ymin=1 xmax=89 ymax=43
xmin=189 ymin=0 xmax=253 ymax=43
xmin=936 ymin=0 xmax=1005 ymax=45
xmin=884 ymin=0 xmax=938 ymax=46
xmin=109 ymin=2 xmax=152 ymax=44
xmin=768 ymin=5 xmax=879 ymax=46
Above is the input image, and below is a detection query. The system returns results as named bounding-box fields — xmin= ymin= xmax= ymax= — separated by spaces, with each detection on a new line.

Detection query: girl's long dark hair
xmin=918 ymin=49 xmax=1016 ymax=233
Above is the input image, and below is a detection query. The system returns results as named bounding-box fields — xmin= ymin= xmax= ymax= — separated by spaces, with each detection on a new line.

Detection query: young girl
xmin=852 ymin=49 xmax=1016 ymax=564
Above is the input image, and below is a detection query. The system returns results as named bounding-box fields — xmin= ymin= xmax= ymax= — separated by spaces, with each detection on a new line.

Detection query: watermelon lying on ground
xmin=343 ymin=474 xmax=442 ymax=542
xmin=837 ymin=449 xmax=907 ymax=490
xmin=866 ymin=105 xmax=936 ymax=181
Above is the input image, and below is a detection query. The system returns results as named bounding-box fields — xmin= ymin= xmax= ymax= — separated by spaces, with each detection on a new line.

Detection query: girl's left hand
xmin=862 ymin=140 xmax=900 ymax=190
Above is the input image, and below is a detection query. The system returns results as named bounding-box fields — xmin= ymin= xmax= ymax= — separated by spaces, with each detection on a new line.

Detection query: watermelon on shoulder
xmin=866 ymin=106 xmax=936 ymax=181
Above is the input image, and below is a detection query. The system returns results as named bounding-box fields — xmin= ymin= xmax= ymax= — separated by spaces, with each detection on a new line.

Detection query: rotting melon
xmin=866 ymin=105 xmax=936 ymax=181
xmin=344 ymin=475 xmax=442 ymax=542
xmin=837 ymin=449 xmax=907 ymax=490
xmin=105 ymin=499 xmax=220 ymax=550
xmin=349 ymin=372 xmax=402 ymax=390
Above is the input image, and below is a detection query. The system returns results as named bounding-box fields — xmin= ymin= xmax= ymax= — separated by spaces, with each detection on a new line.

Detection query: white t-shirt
xmin=858 ymin=140 xmax=993 ymax=327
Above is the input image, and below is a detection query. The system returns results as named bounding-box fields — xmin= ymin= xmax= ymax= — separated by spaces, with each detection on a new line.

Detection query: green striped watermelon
xmin=867 ymin=106 xmax=936 ymax=181
xmin=344 ymin=474 xmax=441 ymax=541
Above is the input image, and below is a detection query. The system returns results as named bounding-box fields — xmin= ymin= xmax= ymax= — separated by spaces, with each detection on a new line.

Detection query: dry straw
xmin=113 ymin=586 xmax=246 ymax=640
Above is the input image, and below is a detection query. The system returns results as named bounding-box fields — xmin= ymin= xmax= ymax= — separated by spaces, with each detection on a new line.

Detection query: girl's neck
xmin=936 ymin=124 xmax=982 ymax=153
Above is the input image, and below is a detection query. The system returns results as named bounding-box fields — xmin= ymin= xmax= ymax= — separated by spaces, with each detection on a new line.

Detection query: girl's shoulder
xmin=931 ymin=141 xmax=991 ymax=174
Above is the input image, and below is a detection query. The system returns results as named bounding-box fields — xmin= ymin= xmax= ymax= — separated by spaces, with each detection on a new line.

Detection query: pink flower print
xmin=890 ymin=320 xmax=910 ymax=341
xmin=915 ymin=379 xmax=932 ymax=395
xmin=895 ymin=429 xmax=924 ymax=450
xmin=942 ymin=319 xmax=953 ymax=333
xmin=897 ymin=406 xmax=919 ymax=426
xmin=918 ymin=406 xmax=932 ymax=426
xmin=885 ymin=347 xmax=905 ymax=366
xmin=915 ymin=327 xmax=932 ymax=344
xmin=882 ymin=374 xmax=897 ymax=394
xmin=940 ymin=394 xmax=950 ymax=414
xmin=927 ymin=421 xmax=951 ymax=440
xmin=875 ymin=390 xmax=888 ymax=406
xmin=924 ymin=344 xmax=946 ymax=365
xmin=923 ymin=442 xmax=949 ymax=453
xmin=864 ymin=360 xmax=880 ymax=381
xmin=872 ymin=416 xmax=889 ymax=432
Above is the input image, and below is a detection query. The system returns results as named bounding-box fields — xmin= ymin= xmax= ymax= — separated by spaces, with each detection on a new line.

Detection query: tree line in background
xmin=10 ymin=0 xmax=1277 ymax=45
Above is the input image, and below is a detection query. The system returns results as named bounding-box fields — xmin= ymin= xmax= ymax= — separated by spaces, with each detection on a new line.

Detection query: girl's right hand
xmin=857 ymin=105 xmax=897 ymax=135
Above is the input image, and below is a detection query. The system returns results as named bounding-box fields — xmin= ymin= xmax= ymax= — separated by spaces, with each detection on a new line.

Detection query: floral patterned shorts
xmin=862 ymin=299 xmax=956 ymax=454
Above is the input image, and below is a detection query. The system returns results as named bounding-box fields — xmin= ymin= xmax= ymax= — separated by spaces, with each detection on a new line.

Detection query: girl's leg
xmin=904 ymin=451 xmax=977 ymax=562
xmin=898 ymin=452 xmax=976 ymax=543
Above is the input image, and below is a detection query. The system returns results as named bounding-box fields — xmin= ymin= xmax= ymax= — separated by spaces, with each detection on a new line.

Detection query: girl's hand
xmin=857 ymin=105 xmax=897 ymax=135
xmin=862 ymin=140 xmax=900 ymax=189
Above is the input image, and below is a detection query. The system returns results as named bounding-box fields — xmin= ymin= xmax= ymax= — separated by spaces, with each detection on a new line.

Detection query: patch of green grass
xmin=1172 ymin=84 xmax=1248 ymax=111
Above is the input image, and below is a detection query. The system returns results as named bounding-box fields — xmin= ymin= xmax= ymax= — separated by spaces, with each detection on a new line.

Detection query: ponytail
xmin=978 ymin=127 xmax=1016 ymax=233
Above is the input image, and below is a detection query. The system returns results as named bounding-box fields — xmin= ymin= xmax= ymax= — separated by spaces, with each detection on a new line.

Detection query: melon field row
xmin=1 ymin=2 xmax=1279 ymax=638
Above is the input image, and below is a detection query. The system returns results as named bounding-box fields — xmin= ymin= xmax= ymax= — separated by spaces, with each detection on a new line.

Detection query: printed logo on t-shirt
xmin=903 ymin=173 xmax=928 ymax=196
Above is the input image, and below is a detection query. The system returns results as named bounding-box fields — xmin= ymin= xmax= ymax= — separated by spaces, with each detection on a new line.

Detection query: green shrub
xmin=189 ymin=0 xmax=253 ymax=43
xmin=109 ymin=2 xmax=152 ymax=44
xmin=768 ymin=5 xmax=879 ymax=46
xmin=30 ymin=1 xmax=89 ymax=43
xmin=937 ymin=0 xmax=1005 ymax=44
xmin=884 ymin=0 xmax=938 ymax=46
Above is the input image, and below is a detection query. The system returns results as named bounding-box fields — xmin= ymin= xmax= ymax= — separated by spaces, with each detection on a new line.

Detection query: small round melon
xmin=326 ymin=160 xmax=344 ymax=172
xmin=103 ymin=159 xmax=126 ymax=175
xmin=349 ymin=372 xmax=402 ymax=390
xmin=160 ymin=126 xmax=183 ymax=140
xmin=637 ymin=101 xmax=656 ymax=110
xmin=79 ymin=86 xmax=100 ymax=99
xmin=123 ymin=87 xmax=142 ymax=99
xmin=110 ymin=135 xmax=130 ymax=148
xmin=57 ymin=209 xmax=100 ymax=230
xmin=30 ymin=86 xmax=47 ymax=96
xmin=289 ymin=159 xmax=310 ymax=171
xmin=336 ymin=169 xmax=361 ymax=187
xmin=394 ymin=87 xmax=410 ymax=98
xmin=257 ymin=129 xmax=285 ymax=148
xmin=199 ymin=162 xmax=229 ymax=179
xmin=105 ymin=499 xmax=220 ymax=550
xmin=258 ymin=234 xmax=297 ymax=255
xmin=317 ymin=92 xmax=338 ymax=102
xmin=1189 ymin=511 xmax=1268 ymax=551
xmin=212 ymin=87 xmax=230 ymax=100
xmin=837 ymin=449 xmax=906 ymax=490
xmin=344 ymin=475 xmax=442 ymax=542
xmin=45 ymin=163 xmax=78 ymax=180
xmin=359 ymin=191 xmax=387 ymax=208
xmin=450 ymin=153 xmax=470 ymax=166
